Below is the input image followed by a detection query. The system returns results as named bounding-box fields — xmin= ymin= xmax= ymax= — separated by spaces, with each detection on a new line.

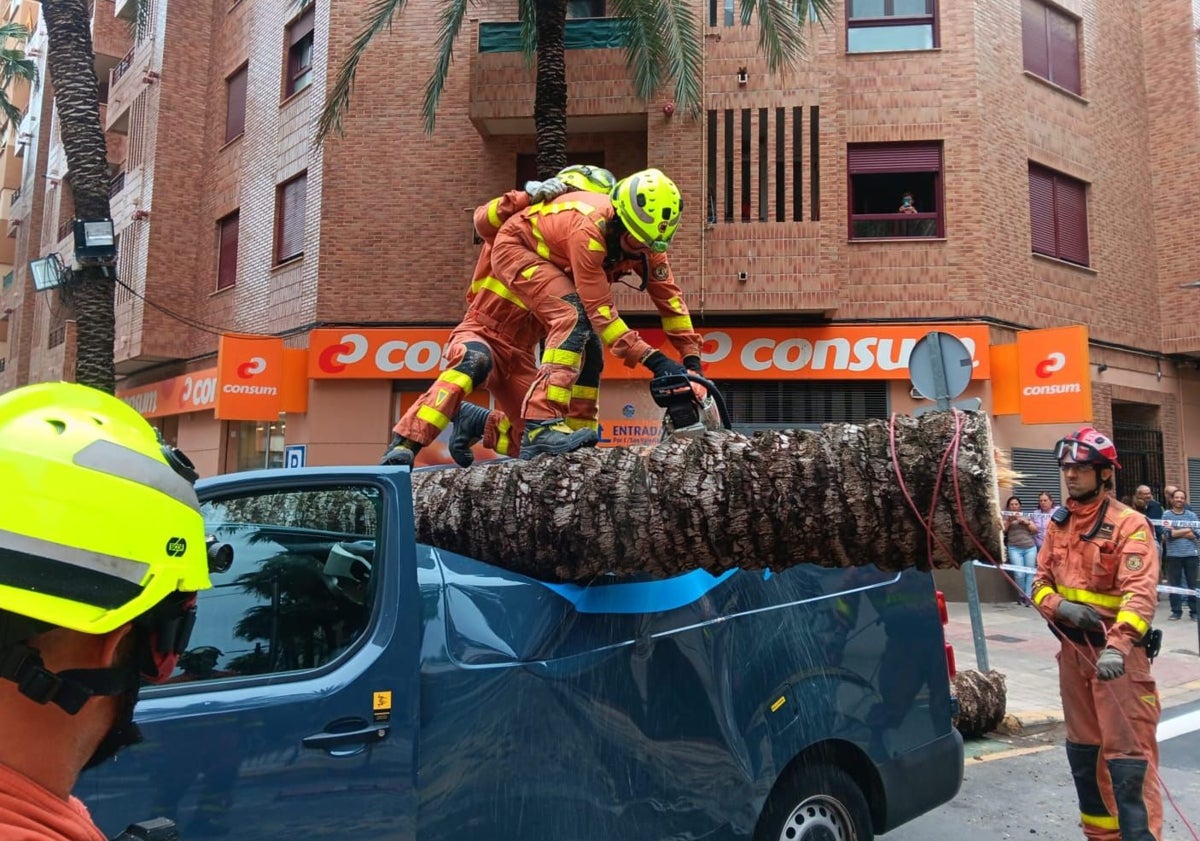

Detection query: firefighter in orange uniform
xmin=381 ymin=166 xmax=616 ymax=467
xmin=1032 ymin=427 xmax=1161 ymax=841
xmin=489 ymin=168 xmax=704 ymax=457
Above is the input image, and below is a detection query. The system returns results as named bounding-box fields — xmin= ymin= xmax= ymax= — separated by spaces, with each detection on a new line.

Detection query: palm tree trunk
xmin=413 ymin=411 xmax=1005 ymax=580
xmin=41 ymin=0 xmax=116 ymax=394
xmin=533 ymin=0 xmax=568 ymax=179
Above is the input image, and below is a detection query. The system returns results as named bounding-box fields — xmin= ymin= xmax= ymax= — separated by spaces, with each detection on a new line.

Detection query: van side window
xmin=167 ymin=486 xmax=381 ymax=684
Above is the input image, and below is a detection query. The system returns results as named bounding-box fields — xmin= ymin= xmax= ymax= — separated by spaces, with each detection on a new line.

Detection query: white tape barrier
xmin=967 ymin=560 xmax=1199 ymax=598
xmin=1001 ymin=510 xmax=1200 ymax=530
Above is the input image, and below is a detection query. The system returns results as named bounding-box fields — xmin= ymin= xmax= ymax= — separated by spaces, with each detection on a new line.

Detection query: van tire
xmin=755 ymin=763 xmax=873 ymax=841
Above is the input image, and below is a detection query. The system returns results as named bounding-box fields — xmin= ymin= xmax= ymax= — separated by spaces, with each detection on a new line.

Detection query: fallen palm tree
xmin=412 ymin=411 xmax=1005 ymax=581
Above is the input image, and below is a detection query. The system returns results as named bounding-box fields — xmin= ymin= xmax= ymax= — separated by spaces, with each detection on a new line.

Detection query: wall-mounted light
xmin=29 ymin=254 xmax=67 ymax=291
xmin=737 ymin=67 xmax=748 ymax=86
xmin=73 ymin=218 xmax=116 ymax=266
xmin=1096 ymin=363 xmax=1108 ymax=374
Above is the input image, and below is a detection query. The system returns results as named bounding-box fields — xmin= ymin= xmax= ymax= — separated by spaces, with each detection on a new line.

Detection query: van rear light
xmin=944 ymin=643 xmax=957 ymax=679
xmin=936 ymin=590 xmax=955 ymax=678
xmin=936 ymin=590 xmax=949 ymax=625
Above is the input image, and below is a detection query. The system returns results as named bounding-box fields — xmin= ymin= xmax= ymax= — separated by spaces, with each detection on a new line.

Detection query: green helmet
xmin=556 ymin=164 xmax=616 ymax=195
xmin=611 ymin=168 xmax=683 ymax=253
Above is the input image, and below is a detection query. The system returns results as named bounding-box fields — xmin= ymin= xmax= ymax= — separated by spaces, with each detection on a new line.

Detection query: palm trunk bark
xmin=42 ymin=0 xmax=115 ymax=393
xmin=413 ymin=411 xmax=1005 ymax=580
xmin=533 ymin=0 xmax=568 ymax=179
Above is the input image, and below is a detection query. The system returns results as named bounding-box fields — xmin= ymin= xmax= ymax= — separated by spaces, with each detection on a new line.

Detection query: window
xmin=1022 ymin=0 xmax=1080 ymax=95
xmin=1028 ymin=163 xmax=1088 ymax=266
xmin=225 ymin=64 xmax=247 ymax=143
xmin=848 ymin=142 xmax=942 ymax=239
xmin=174 ymin=485 xmax=379 ymax=684
xmin=275 ymin=172 xmax=306 ymax=263
xmin=228 ymin=418 xmax=286 ymax=471
xmin=217 ymin=211 xmax=239 ymax=290
xmin=715 ymin=380 xmax=889 ymax=433
xmin=566 ymin=0 xmax=604 ymax=17
xmin=284 ymin=4 xmax=314 ymax=98
xmin=847 ymin=0 xmax=937 ymax=53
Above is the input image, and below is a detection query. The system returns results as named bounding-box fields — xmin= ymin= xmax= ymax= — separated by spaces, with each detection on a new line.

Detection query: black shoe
xmin=519 ymin=419 xmax=600 ymax=460
xmin=380 ymin=436 xmax=418 ymax=467
xmin=449 ymin=403 xmax=491 ymax=468
xmin=1168 ymin=613 xmax=1182 ymax=621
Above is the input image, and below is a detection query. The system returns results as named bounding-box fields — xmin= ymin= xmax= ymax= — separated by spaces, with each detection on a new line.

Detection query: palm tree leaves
xmin=0 ymin=22 xmax=37 ymax=132
xmin=421 ymin=0 xmax=470 ymax=134
xmin=741 ymin=0 xmax=832 ymax=72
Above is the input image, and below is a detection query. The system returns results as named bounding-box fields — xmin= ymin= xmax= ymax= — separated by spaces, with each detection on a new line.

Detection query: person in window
xmin=898 ymin=192 xmax=918 ymax=214
xmin=1002 ymin=496 xmax=1038 ymax=604
xmin=0 ymin=383 xmax=210 ymax=841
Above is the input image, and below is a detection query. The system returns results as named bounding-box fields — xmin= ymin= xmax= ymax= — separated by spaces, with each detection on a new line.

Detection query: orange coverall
xmin=489 ymin=191 xmax=703 ymax=421
xmin=0 ymin=760 xmax=107 ymax=840
xmin=1032 ymin=495 xmax=1161 ymax=841
xmin=391 ymin=190 xmax=602 ymax=458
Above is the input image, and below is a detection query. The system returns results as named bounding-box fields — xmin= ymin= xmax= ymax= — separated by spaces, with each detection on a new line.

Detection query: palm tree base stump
xmin=951 ymin=669 xmax=1008 ymax=738
xmin=412 ymin=411 xmax=1004 ymax=580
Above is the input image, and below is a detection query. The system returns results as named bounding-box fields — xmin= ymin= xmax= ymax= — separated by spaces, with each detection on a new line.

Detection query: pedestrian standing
xmin=1160 ymin=488 xmax=1199 ymax=621
xmin=1032 ymin=427 xmax=1161 ymax=841
xmin=1003 ymin=496 xmax=1038 ymax=602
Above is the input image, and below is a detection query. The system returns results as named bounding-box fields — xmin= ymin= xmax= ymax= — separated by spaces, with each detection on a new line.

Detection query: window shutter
xmin=1187 ymin=458 xmax=1200 ymax=503
xmin=1010 ymin=448 xmax=1062 ymax=509
xmin=288 ymin=5 xmax=314 ymax=46
xmin=225 ymin=66 xmax=247 ymax=143
xmin=1047 ymin=8 xmax=1080 ymax=94
xmin=847 ymin=143 xmax=941 ymax=174
xmin=1021 ymin=0 xmax=1050 ymax=78
xmin=1028 ymin=165 xmax=1056 ymax=257
xmin=1054 ymin=175 xmax=1089 ymax=265
xmin=217 ymin=212 xmax=239 ymax=290
xmin=277 ymin=174 xmax=307 ymax=262
xmin=714 ymin=380 xmax=889 ymax=433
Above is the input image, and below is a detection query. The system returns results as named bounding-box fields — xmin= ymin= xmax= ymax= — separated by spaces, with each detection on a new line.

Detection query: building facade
xmin=2 ymin=0 xmax=1200 ymax=545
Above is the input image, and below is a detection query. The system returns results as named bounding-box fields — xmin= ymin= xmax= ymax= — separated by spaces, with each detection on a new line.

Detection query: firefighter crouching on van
xmin=0 ymin=383 xmax=211 ymax=841
xmin=1032 ymin=426 xmax=1162 ymax=841
xmin=381 ymin=165 xmax=616 ymax=468
xmin=488 ymin=168 xmax=704 ymax=458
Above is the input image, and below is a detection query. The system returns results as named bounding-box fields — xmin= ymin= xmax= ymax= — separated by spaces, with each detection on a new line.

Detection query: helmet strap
xmin=0 ymin=642 xmax=134 ymax=714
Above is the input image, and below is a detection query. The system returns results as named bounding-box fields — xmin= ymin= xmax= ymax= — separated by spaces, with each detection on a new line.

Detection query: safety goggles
xmin=1054 ymin=439 xmax=1102 ymax=464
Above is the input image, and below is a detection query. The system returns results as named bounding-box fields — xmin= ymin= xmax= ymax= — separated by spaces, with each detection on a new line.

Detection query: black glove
xmin=1055 ymin=600 xmax=1104 ymax=631
xmin=642 ymin=351 xmax=686 ymax=378
xmin=683 ymin=355 xmax=703 ymax=375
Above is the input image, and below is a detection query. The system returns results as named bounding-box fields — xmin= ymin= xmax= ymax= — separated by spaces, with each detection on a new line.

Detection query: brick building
xmin=2 ymin=0 xmax=1199 ymax=523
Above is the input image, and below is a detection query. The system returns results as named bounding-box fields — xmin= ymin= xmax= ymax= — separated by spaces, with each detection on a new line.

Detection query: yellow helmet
xmin=611 ymin=168 xmax=683 ymax=253
xmin=0 ymin=383 xmax=210 ymax=637
xmin=556 ymin=164 xmax=616 ymax=195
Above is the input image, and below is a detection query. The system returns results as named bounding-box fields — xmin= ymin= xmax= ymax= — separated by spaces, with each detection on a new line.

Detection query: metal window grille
xmin=1010 ymin=447 xmax=1062 ymax=508
xmin=713 ymin=380 xmax=888 ymax=434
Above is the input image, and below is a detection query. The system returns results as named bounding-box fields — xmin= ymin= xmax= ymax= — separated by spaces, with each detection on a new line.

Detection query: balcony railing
xmin=0 ymin=358 xmax=6 ymax=373
xmin=48 ymin=325 xmax=65 ymax=349
xmin=10 ymin=187 xmax=20 ymax=205
xmin=111 ymin=46 xmax=135 ymax=86
xmin=58 ymin=218 xmax=75 ymax=242
xmin=109 ymin=171 xmax=125 ymax=197
xmin=479 ymin=18 xmax=630 ymax=52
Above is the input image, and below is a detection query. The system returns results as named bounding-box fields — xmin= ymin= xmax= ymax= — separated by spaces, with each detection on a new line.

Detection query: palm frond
xmin=608 ymin=0 xmax=666 ymax=103
xmin=420 ymin=0 xmax=470 ymax=134
xmin=0 ymin=51 xmax=38 ymax=87
xmin=654 ymin=0 xmax=704 ymax=118
xmin=517 ymin=0 xmax=537 ymax=68
xmin=0 ymin=22 xmax=29 ymax=42
xmin=0 ymin=97 xmax=20 ymax=134
xmin=795 ymin=0 xmax=836 ymax=33
xmin=741 ymin=0 xmax=804 ymax=73
xmin=316 ymin=0 xmax=410 ymax=144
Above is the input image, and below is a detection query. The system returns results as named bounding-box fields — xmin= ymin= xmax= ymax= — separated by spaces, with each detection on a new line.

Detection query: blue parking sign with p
xmin=284 ymin=444 xmax=307 ymax=469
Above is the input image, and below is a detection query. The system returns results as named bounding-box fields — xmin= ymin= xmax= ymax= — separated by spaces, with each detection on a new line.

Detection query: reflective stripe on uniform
xmin=521 ymin=265 xmax=539 ymax=279
xmin=571 ymin=384 xmax=599 ymax=401
xmin=564 ymin=418 xmax=598 ymax=431
xmin=661 ymin=314 xmax=693 ymax=332
xmin=437 ymin=369 xmax=474 ymax=393
xmin=667 ymin=295 xmax=684 ymax=312
xmin=587 ymin=238 xmax=606 ymax=252
xmin=546 ymin=385 xmax=573 ymax=406
xmin=542 ymin=348 xmax=582 ymax=367
xmin=531 ymin=200 xmax=597 ymax=217
xmin=474 ymin=276 xmax=528 ymax=310
xmin=600 ymin=318 xmax=630 ymax=345
xmin=1081 ymin=813 xmax=1119 ymax=830
xmin=529 ymin=217 xmax=551 ymax=260
xmin=1055 ymin=586 xmax=1123 ymax=609
xmin=416 ymin=404 xmax=452 ymax=430
xmin=1116 ymin=609 xmax=1150 ymax=635
xmin=1033 ymin=585 xmax=1055 ymax=606
xmin=487 ymin=199 xmax=502 ymax=230
xmin=495 ymin=417 xmax=513 ymax=455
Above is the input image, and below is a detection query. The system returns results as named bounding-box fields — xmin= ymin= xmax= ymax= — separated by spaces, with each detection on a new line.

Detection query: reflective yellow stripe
xmin=546 ymin=385 xmax=573 ymax=406
xmin=498 ymin=416 xmax=511 ymax=434
xmin=564 ymin=418 xmax=598 ymax=431
xmin=600 ymin=318 xmax=629 ymax=345
xmin=495 ymin=417 xmax=513 ymax=455
xmin=1032 ymin=586 xmax=1054 ymax=606
xmin=571 ymin=385 xmax=599 ymax=401
xmin=1056 ymin=586 xmax=1123 ymax=609
xmin=667 ymin=295 xmax=683 ymax=312
xmin=587 ymin=238 xmax=606 ymax=252
xmin=542 ymin=348 xmax=582 ymax=367
xmin=477 ymin=276 xmax=528 ymax=309
xmin=529 ymin=216 xmax=550 ymax=260
xmin=487 ymin=199 xmax=502 ymax=230
xmin=416 ymin=405 xmax=451 ymax=430
xmin=436 ymin=369 xmax=474 ymax=393
xmin=521 ymin=265 xmax=539 ymax=279
xmin=495 ymin=436 xmax=511 ymax=455
xmin=662 ymin=314 xmax=693 ymax=332
xmin=1081 ymin=813 xmax=1119 ymax=830
xmin=598 ymin=305 xmax=612 ymax=319
xmin=531 ymin=199 xmax=596 ymax=216
xmin=1116 ymin=610 xmax=1150 ymax=635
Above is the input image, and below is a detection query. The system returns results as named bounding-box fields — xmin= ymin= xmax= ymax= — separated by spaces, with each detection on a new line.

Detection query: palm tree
xmin=40 ymin=0 xmax=116 ymax=393
xmin=0 ymin=22 xmax=38 ymax=132
xmin=320 ymin=0 xmax=831 ymax=177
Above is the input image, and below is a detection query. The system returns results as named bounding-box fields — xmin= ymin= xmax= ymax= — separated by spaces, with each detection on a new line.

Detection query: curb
xmin=994 ymin=709 xmax=1062 ymax=735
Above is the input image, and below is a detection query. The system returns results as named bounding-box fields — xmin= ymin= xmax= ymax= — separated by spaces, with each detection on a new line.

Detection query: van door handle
xmin=301 ymin=724 xmax=389 ymax=751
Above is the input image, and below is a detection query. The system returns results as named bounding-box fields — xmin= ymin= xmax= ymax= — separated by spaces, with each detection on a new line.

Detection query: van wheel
xmin=756 ymin=763 xmax=873 ymax=841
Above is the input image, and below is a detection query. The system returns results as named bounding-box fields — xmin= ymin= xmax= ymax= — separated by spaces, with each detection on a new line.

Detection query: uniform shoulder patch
xmin=1125 ymin=554 xmax=1144 ymax=571
xmin=1129 ymin=529 xmax=1147 ymax=542
xmin=653 ymin=264 xmax=669 ymax=280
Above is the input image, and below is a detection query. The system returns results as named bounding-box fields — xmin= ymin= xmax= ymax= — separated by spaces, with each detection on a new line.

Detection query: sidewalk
xmin=944 ymin=600 xmax=1200 ymax=730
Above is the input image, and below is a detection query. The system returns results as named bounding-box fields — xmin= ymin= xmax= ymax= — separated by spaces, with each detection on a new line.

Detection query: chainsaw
xmin=650 ymin=372 xmax=731 ymax=440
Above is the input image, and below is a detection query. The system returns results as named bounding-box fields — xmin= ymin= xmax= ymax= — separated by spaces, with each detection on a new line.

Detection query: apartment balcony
xmin=106 ymin=41 xmax=153 ymax=134
xmin=91 ymin=0 xmax=128 ymax=61
xmin=114 ymin=0 xmax=137 ymax=22
xmin=2 ymin=143 xmax=20 ymax=190
xmin=469 ymin=18 xmax=645 ymax=136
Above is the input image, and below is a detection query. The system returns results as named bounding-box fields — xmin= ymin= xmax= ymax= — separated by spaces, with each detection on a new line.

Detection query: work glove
xmin=524 ymin=177 xmax=569 ymax=203
xmin=1095 ymin=647 xmax=1125 ymax=681
xmin=1055 ymin=600 xmax=1104 ymax=631
xmin=641 ymin=351 xmax=687 ymax=379
xmin=683 ymin=355 xmax=703 ymax=375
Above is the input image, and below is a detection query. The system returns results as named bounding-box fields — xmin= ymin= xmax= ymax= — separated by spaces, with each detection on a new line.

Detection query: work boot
xmin=519 ymin=418 xmax=599 ymax=460
xmin=449 ymin=402 xmax=490 ymax=468
xmin=380 ymin=435 xmax=420 ymax=467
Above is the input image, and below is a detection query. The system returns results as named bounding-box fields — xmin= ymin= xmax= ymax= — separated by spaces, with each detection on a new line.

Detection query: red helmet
xmin=1055 ymin=426 xmax=1120 ymax=469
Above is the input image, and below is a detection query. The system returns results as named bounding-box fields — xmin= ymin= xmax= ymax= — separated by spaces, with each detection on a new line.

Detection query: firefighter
xmin=381 ymin=165 xmax=617 ymax=468
xmin=489 ymin=167 xmax=704 ymax=458
xmin=1031 ymin=426 xmax=1161 ymax=841
xmin=0 ymin=383 xmax=211 ymax=840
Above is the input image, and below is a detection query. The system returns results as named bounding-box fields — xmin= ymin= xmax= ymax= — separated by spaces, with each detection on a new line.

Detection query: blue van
xmin=84 ymin=467 xmax=962 ymax=840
